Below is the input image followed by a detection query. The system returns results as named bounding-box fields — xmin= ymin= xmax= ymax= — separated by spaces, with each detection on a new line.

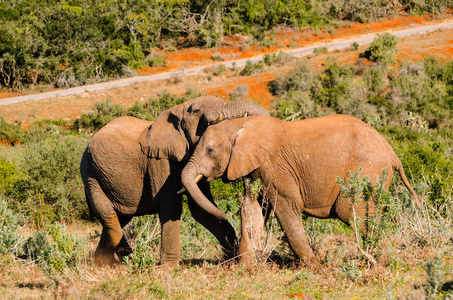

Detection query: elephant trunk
xmin=206 ymin=101 xmax=269 ymax=125
xmin=181 ymin=163 xmax=227 ymax=220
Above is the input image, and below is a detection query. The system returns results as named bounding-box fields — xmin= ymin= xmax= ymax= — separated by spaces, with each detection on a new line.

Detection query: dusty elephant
xmin=80 ymin=96 xmax=269 ymax=266
xmin=181 ymin=114 xmax=421 ymax=266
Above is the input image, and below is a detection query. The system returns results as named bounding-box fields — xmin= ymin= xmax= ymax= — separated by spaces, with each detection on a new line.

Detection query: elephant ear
xmin=227 ymin=117 xmax=285 ymax=181
xmin=138 ymin=106 xmax=189 ymax=161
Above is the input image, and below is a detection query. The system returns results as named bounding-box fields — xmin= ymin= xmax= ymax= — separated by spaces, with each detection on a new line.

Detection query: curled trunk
xmin=181 ymin=163 xmax=227 ymax=220
xmin=206 ymin=101 xmax=269 ymax=125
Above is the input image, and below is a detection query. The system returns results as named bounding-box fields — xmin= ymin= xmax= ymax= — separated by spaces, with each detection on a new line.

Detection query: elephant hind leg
xmin=96 ymin=215 xmax=124 ymax=265
xmin=116 ymin=215 xmax=133 ymax=260
xmin=83 ymin=172 xmax=123 ymax=265
xmin=271 ymin=190 xmax=318 ymax=267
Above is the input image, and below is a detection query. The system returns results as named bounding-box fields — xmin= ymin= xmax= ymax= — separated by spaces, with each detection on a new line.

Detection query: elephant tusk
xmin=215 ymin=114 xmax=222 ymax=124
xmin=243 ymin=112 xmax=248 ymax=117
xmin=177 ymin=174 xmax=204 ymax=194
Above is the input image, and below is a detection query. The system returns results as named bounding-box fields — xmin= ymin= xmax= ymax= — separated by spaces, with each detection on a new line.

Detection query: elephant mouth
xmin=177 ymin=174 xmax=203 ymax=194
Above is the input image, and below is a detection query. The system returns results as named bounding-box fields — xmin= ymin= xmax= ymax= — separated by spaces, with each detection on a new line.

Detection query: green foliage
xmin=263 ymin=51 xmax=294 ymax=66
xmin=229 ymin=85 xmax=249 ymax=102
xmin=0 ymin=117 xmax=23 ymax=145
xmin=424 ymin=254 xmax=444 ymax=299
xmin=1 ymin=1 xmax=450 ymax=90
xmin=22 ymin=224 xmax=88 ymax=278
xmin=123 ymin=215 xmax=160 ymax=273
xmin=337 ymin=168 xmax=391 ymax=263
xmin=146 ymin=53 xmax=166 ymax=68
xmin=340 ymin=260 xmax=362 ymax=283
xmin=361 ymin=33 xmax=399 ymax=65
xmin=313 ymin=47 xmax=328 ymax=55
xmin=74 ymin=99 xmax=126 ymax=132
xmin=6 ymin=133 xmax=89 ymax=221
xmin=239 ymin=59 xmax=264 ymax=76
xmin=0 ymin=196 xmax=24 ymax=254
xmin=0 ymin=156 xmax=19 ymax=193
xmin=212 ymin=64 xmax=227 ymax=76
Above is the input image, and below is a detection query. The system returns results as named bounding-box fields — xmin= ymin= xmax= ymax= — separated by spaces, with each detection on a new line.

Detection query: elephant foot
xmin=298 ymin=257 xmax=323 ymax=273
xmin=158 ymin=260 xmax=180 ymax=269
xmin=115 ymin=236 xmax=133 ymax=261
xmin=94 ymin=249 xmax=119 ymax=266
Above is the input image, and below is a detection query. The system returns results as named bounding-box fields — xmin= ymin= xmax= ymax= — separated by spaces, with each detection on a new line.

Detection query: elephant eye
xmin=189 ymin=104 xmax=201 ymax=114
xmin=206 ymin=147 xmax=215 ymax=155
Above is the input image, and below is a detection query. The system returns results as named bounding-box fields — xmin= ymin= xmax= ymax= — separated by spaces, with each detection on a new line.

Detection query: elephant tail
xmin=395 ymin=162 xmax=422 ymax=210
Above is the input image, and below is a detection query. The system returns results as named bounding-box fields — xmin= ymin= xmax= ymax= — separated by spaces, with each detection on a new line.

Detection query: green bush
xmin=239 ymin=60 xmax=264 ymax=76
xmin=6 ymin=134 xmax=89 ymax=221
xmin=0 ymin=117 xmax=23 ymax=145
xmin=127 ymin=88 xmax=201 ymax=121
xmin=73 ymin=99 xmax=126 ymax=132
xmin=123 ymin=215 xmax=160 ymax=273
xmin=0 ymin=196 xmax=24 ymax=255
xmin=337 ymin=168 xmax=391 ymax=264
xmin=361 ymin=33 xmax=398 ymax=65
xmin=22 ymin=224 xmax=88 ymax=278
xmin=0 ymin=156 xmax=19 ymax=193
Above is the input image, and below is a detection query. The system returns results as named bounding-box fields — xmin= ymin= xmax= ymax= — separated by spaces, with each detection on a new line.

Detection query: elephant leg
xmin=271 ymin=190 xmax=318 ymax=266
xmin=116 ymin=215 xmax=133 ymax=260
xmin=188 ymin=181 xmax=238 ymax=261
xmin=83 ymin=171 xmax=123 ymax=265
xmin=158 ymin=197 xmax=182 ymax=267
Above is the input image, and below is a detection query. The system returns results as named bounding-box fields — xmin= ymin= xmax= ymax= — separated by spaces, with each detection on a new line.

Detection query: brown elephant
xmin=79 ymin=96 xmax=269 ymax=266
xmin=180 ymin=114 xmax=421 ymax=265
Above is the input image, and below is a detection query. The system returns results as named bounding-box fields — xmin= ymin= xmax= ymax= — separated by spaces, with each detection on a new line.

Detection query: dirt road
xmin=2 ymin=19 xmax=453 ymax=106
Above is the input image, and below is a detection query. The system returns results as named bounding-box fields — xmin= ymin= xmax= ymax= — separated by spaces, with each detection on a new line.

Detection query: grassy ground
xmin=1 ymin=199 xmax=452 ymax=299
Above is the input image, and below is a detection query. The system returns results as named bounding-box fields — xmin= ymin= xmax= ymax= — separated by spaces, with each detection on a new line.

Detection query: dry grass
xmin=1 ymin=200 xmax=452 ymax=300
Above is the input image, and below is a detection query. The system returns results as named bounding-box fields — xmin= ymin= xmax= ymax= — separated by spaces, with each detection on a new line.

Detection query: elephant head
xmin=181 ymin=116 xmax=284 ymax=219
xmin=138 ymin=96 xmax=269 ymax=162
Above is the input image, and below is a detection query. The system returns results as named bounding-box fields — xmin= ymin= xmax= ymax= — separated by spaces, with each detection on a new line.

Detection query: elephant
xmin=180 ymin=114 xmax=421 ymax=266
xmin=79 ymin=95 xmax=269 ymax=266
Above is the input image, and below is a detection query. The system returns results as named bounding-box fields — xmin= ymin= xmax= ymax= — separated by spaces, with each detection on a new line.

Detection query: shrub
xmin=424 ymin=254 xmax=444 ymax=299
xmin=263 ymin=51 xmax=294 ymax=66
xmin=239 ymin=60 xmax=264 ymax=76
xmin=123 ymin=215 xmax=160 ymax=273
xmin=0 ymin=156 xmax=19 ymax=194
xmin=127 ymin=88 xmax=201 ymax=121
xmin=229 ymin=85 xmax=249 ymax=102
xmin=361 ymin=33 xmax=398 ymax=65
xmin=0 ymin=195 xmax=24 ymax=255
xmin=336 ymin=168 xmax=391 ymax=265
xmin=269 ymin=61 xmax=316 ymax=96
xmin=0 ymin=117 xmax=23 ymax=145
xmin=7 ymin=134 xmax=89 ymax=221
xmin=73 ymin=99 xmax=126 ymax=132
xmin=22 ymin=224 xmax=88 ymax=278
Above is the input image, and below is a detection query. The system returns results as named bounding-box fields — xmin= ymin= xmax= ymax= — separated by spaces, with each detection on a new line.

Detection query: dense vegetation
xmin=0 ymin=31 xmax=452 ymax=297
xmin=1 ymin=0 xmax=451 ymax=90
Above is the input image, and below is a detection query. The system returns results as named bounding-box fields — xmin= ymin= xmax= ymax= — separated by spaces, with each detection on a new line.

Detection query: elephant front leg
xmin=158 ymin=200 xmax=182 ymax=267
